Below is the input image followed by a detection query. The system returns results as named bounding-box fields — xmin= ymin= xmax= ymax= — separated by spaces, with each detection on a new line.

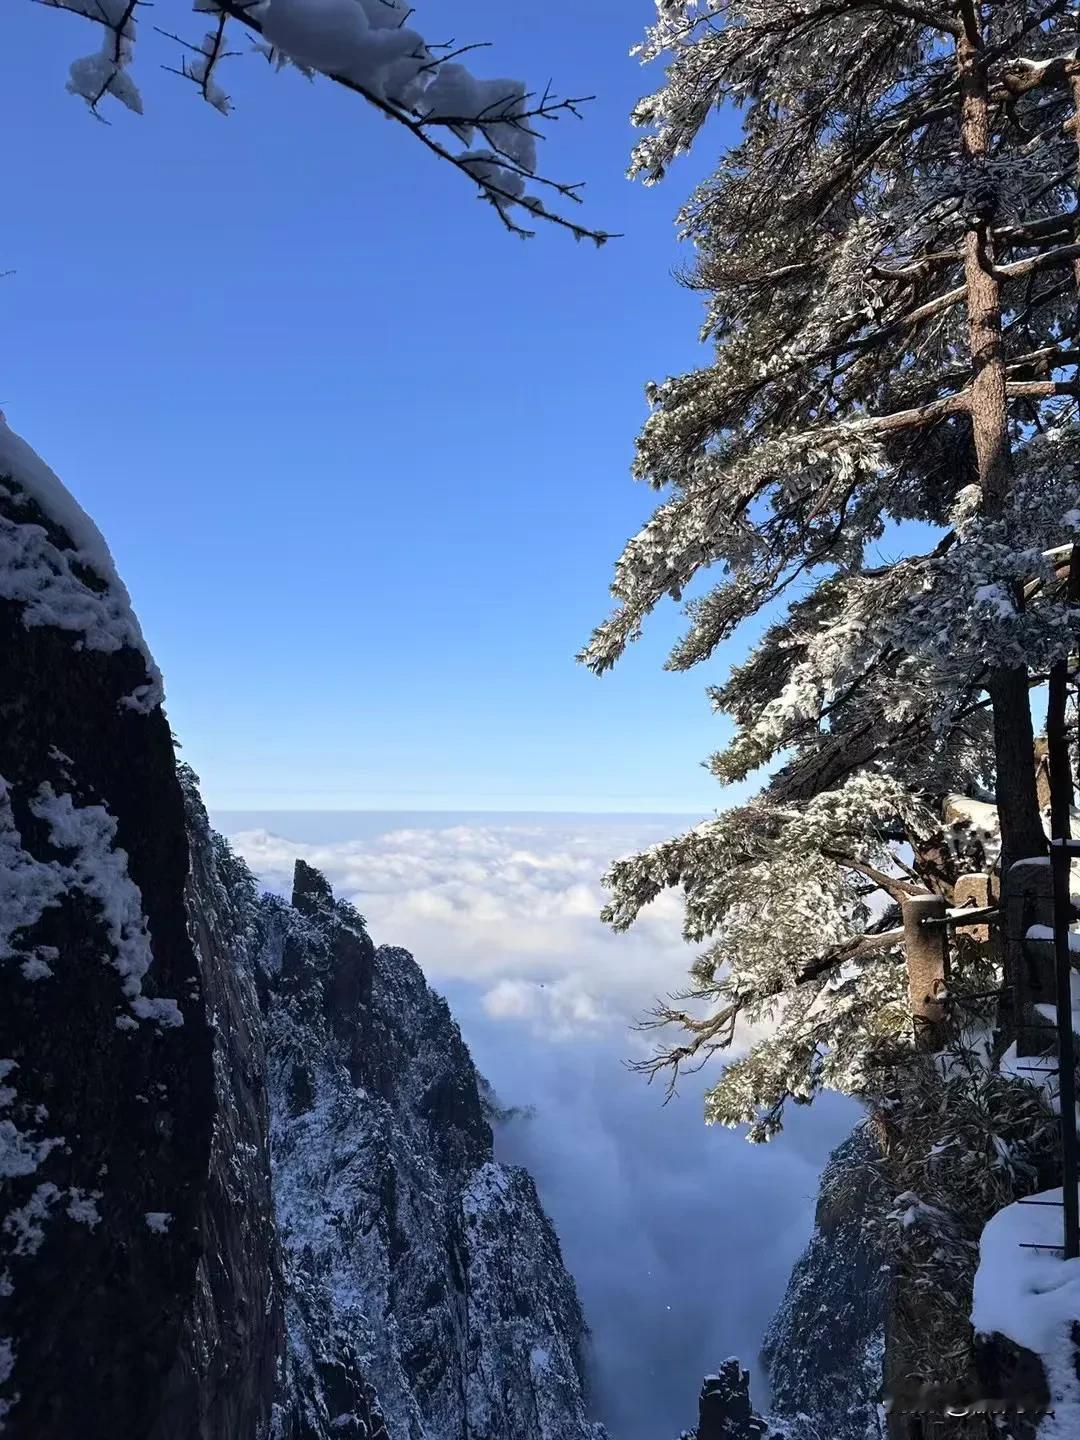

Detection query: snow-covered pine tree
xmin=584 ymin=0 xmax=1080 ymax=1138
xmin=31 ymin=0 xmax=612 ymax=241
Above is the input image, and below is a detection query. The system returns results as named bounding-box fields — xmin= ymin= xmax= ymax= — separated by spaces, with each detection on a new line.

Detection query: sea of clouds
xmin=222 ymin=812 xmax=859 ymax=1440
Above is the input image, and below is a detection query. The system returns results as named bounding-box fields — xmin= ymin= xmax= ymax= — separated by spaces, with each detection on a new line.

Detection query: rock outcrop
xmin=762 ymin=1123 xmax=887 ymax=1439
xmin=0 ymin=421 xmax=279 ymax=1439
xmin=257 ymin=854 xmax=604 ymax=1440
xmin=672 ymin=1123 xmax=887 ymax=1440
xmin=689 ymin=1362 xmax=769 ymax=1440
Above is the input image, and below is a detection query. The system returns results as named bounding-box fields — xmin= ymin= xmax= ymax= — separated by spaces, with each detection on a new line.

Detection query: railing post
xmin=953 ymin=872 xmax=991 ymax=943
xmin=1050 ymin=839 xmax=1080 ymax=1260
xmin=1046 ymin=615 xmax=1079 ymax=1258
xmin=1006 ymin=858 xmax=1057 ymax=1056
xmin=902 ymin=894 xmax=949 ymax=1052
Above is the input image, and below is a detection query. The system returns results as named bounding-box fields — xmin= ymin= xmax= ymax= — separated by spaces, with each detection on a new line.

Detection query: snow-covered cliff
xmin=762 ymin=1124 xmax=887 ymax=1439
xmin=0 ymin=420 xmax=279 ymax=1440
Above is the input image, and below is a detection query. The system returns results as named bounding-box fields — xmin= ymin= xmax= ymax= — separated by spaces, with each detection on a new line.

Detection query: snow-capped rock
xmin=762 ymin=1123 xmax=887 ymax=1440
xmin=0 ymin=436 xmax=278 ymax=1439
xmin=695 ymin=1360 xmax=768 ymax=1440
xmin=258 ymin=855 xmax=605 ymax=1440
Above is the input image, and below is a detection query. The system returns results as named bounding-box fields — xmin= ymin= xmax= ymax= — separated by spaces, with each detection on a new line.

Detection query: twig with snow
xmin=36 ymin=0 xmax=617 ymax=243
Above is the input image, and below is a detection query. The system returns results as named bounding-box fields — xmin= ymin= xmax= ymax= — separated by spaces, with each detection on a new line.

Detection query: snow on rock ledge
xmin=972 ymin=1188 xmax=1080 ymax=1438
xmin=0 ymin=415 xmax=161 ymax=712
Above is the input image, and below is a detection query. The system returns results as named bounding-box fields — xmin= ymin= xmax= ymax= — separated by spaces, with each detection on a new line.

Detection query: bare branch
xmin=208 ymin=0 xmax=617 ymax=243
xmin=629 ymin=925 xmax=909 ymax=1097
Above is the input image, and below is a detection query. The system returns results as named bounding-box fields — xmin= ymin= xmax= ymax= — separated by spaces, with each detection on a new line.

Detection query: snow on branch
xmin=41 ymin=0 xmax=144 ymax=114
xmin=36 ymin=0 xmax=616 ymax=242
xmin=628 ymin=922 xmax=909 ymax=1103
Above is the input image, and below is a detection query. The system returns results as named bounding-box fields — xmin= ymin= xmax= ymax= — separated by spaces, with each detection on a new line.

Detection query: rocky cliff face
xmin=178 ymin=781 xmax=283 ymax=1437
xmin=671 ymin=1125 xmax=887 ymax=1440
xmin=762 ymin=1124 xmax=887 ymax=1440
xmin=125 ymin=766 xmax=606 ymax=1440
xmin=0 ymin=419 xmax=603 ymax=1440
xmin=255 ymin=855 xmax=604 ymax=1440
xmin=0 ymin=421 xmax=279 ymax=1439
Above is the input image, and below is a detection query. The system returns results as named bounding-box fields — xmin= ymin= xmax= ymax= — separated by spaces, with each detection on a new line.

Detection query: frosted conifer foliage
xmin=609 ymin=773 xmax=938 ymax=1139
xmin=586 ymin=0 xmax=1080 ymax=1136
xmin=35 ymin=0 xmax=613 ymax=241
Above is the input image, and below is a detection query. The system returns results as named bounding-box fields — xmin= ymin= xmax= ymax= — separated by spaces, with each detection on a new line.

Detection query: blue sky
xmin=3 ymin=0 xmax=756 ymax=812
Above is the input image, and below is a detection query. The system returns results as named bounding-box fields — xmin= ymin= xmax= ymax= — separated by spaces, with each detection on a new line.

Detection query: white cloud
xmin=482 ymin=977 xmax=537 ymax=1019
xmin=229 ymin=818 xmax=695 ymax=1037
xmin=481 ymin=975 xmax=604 ymax=1033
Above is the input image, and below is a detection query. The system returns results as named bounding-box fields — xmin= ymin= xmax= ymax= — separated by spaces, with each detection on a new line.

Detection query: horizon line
xmin=210 ymin=805 xmax=711 ymax=818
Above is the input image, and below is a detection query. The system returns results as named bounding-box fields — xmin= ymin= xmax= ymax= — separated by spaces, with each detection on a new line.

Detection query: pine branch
xmin=820 ymin=850 xmax=925 ymax=902
xmin=210 ymin=0 xmax=617 ymax=243
xmin=630 ymin=925 xmax=908 ymax=1099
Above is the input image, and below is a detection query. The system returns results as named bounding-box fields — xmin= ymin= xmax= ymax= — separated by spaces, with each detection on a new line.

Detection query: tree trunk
xmin=989 ymin=672 xmax=1045 ymax=871
xmin=957 ymin=18 xmax=1045 ymax=873
xmin=1046 ymin=663 xmax=1073 ymax=841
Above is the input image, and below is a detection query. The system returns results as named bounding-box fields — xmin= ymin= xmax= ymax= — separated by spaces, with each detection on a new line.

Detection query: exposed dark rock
xmin=964 ymin=1331 xmax=1052 ymax=1440
xmin=672 ymin=1360 xmax=775 ymax=1440
xmin=168 ymin=775 xmax=282 ymax=1439
xmin=879 ymin=1331 xmax=1053 ymax=1440
xmin=259 ymin=861 xmax=605 ymax=1440
xmin=695 ymin=1361 xmax=769 ymax=1440
xmin=761 ymin=1122 xmax=887 ymax=1440
xmin=0 ymin=457 xmax=276 ymax=1439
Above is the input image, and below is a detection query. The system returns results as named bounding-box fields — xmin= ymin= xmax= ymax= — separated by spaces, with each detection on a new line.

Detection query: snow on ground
xmin=972 ymin=1188 xmax=1080 ymax=1439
